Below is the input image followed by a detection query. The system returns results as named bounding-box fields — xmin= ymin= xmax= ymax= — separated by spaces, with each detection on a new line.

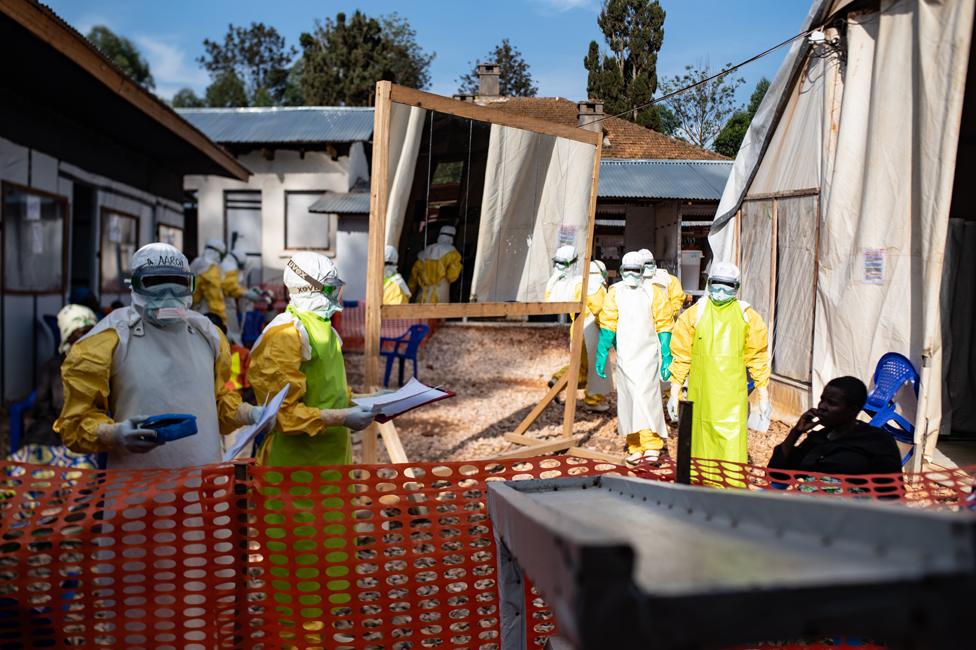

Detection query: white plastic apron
xmin=613 ymin=284 xmax=668 ymax=437
xmin=107 ymin=313 xmax=223 ymax=469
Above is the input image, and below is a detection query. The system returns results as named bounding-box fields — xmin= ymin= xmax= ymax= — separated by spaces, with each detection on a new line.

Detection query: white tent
xmin=708 ymin=0 xmax=975 ymax=470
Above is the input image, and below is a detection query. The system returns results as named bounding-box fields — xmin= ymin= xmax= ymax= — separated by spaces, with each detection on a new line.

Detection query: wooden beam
xmin=378 ymin=421 xmax=408 ymax=464
xmin=365 ymin=81 xmax=393 ymax=390
xmin=567 ymin=447 xmax=626 ymax=465
xmin=381 ymin=301 xmax=581 ymax=320
xmin=389 ymin=85 xmax=602 ymax=146
xmin=492 ymin=436 xmax=578 ymax=460
xmin=743 ymin=188 xmax=820 ymax=202
xmin=512 ymin=373 xmax=568 ymax=437
xmin=503 ymin=432 xmax=547 ymax=447
xmin=0 ymin=0 xmax=250 ymax=181
xmin=361 ymin=423 xmax=378 ymax=464
xmin=561 ymin=131 xmax=603 ymax=437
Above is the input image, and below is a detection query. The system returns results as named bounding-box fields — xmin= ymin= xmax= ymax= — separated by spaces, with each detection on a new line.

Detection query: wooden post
xmin=676 ymin=400 xmax=693 ymax=485
xmin=561 ymin=138 xmax=603 ymax=438
xmin=378 ymin=421 xmax=408 ymax=463
xmin=365 ymin=81 xmax=393 ymax=391
xmin=362 ymin=422 xmax=378 ymax=464
xmin=513 ymin=373 xmax=568 ymax=437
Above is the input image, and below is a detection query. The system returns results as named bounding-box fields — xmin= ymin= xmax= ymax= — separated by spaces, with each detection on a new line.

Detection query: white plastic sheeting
xmin=384 ymin=103 xmax=426 ymax=247
xmin=469 ymin=125 xmax=595 ymax=302
xmin=738 ymin=200 xmax=773 ymax=323
xmin=773 ymin=195 xmax=818 ymax=381
xmin=707 ymin=0 xmax=974 ymax=465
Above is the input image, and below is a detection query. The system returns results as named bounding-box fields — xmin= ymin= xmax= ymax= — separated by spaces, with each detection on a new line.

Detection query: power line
xmin=580 ymin=27 xmax=815 ymax=128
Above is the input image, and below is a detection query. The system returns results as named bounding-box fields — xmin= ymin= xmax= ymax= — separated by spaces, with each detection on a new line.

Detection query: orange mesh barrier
xmin=1 ymin=457 xmax=973 ymax=649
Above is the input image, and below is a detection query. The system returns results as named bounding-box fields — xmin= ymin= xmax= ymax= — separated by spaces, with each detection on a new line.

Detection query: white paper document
xmin=223 ymin=384 xmax=289 ymax=461
xmin=352 ymin=378 xmax=453 ymax=423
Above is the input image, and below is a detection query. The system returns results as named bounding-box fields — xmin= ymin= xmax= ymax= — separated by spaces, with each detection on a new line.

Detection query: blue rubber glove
xmin=658 ymin=331 xmax=673 ymax=381
xmin=596 ymin=328 xmax=615 ymax=378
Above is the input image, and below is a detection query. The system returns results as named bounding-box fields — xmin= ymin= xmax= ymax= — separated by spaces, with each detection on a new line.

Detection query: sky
xmin=47 ymin=0 xmax=811 ymax=107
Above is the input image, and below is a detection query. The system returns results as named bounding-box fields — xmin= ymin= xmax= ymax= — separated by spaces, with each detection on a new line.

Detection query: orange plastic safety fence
xmin=330 ymin=303 xmax=438 ymax=353
xmin=1 ymin=456 xmax=973 ymax=649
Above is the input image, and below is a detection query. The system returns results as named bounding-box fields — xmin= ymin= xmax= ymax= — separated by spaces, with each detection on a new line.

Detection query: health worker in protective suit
xmin=595 ymin=251 xmax=674 ymax=463
xmin=545 ymin=246 xmax=611 ymax=412
xmin=248 ymin=252 xmax=377 ymax=466
xmin=190 ymin=238 xmax=228 ymax=320
xmin=55 ymin=243 xmax=263 ymax=469
xmin=638 ymin=248 xmax=686 ymax=319
xmin=668 ymin=261 xmax=770 ymax=467
xmin=408 ymin=225 xmax=462 ymax=303
xmin=220 ymin=246 xmax=262 ymax=344
xmin=383 ymin=245 xmax=412 ymax=305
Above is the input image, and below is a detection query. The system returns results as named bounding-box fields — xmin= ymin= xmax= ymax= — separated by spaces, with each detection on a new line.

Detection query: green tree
xmin=713 ymin=77 xmax=770 ymax=157
xmin=86 ymin=25 xmax=154 ymax=89
xmin=171 ymin=88 xmax=205 ymax=108
xmin=204 ymin=71 xmax=248 ymax=108
xmin=659 ymin=62 xmax=744 ymax=150
xmin=198 ymin=23 xmax=295 ymax=106
xmin=583 ymin=0 xmax=665 ymax=130
xmin=297 ymin=11 xmax=434 ymax=106
xmin=456 ymin=39 xmax=538 ymax=97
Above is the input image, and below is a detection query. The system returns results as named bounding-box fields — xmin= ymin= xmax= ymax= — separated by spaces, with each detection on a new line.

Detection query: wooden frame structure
xmin=362 ymin=81 xmax=603 ymax=463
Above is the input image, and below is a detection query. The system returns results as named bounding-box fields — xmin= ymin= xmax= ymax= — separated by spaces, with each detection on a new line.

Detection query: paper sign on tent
xmin=353 ymin=378 xmax=454 ymax=423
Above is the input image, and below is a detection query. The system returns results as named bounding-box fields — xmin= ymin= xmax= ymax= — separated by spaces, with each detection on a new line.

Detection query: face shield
xmin=706 ymin=277 xmax=739 ymax=305
xmin=129 ymin=265 xmax=196 ymax=327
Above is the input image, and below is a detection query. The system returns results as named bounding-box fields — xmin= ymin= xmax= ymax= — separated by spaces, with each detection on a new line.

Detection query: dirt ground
xmin=346 ymin=323 xmax=789 ymax=465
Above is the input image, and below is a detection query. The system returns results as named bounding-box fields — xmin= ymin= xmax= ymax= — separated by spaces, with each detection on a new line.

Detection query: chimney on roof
xmin=477 ymin=63 xmax=501 ymax=98
xmin=453 ymin=93 xmax=476 ymax=103
xmin=577 ymin=99 xmax=604 ymax=132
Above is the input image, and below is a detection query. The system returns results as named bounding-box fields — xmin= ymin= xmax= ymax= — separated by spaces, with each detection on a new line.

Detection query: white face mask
xmin=132 ymin=287 xmax=191 ymax=328
xmin=291 ymin=288 xmax=344 ymax=320
xmin=642 ymin=263 xmax=657 ymax=278
xmin=708 ymin=284 xmax=737 ymax=305
xmin=621 ymin=270 xmax=642 ymax=288
xmin=437 ymin=234 xmax=454 ymax=246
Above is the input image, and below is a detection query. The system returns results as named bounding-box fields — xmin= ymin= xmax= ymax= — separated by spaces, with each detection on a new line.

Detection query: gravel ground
xmin=346 ymin=323 xmax=788 ymax=465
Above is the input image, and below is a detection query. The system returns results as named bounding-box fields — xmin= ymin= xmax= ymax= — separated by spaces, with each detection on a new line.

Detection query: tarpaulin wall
xmin=708 ymin=0 xmax=975 ymax=464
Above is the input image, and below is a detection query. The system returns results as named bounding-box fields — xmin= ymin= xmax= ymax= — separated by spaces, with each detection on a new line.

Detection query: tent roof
xmin=178 ymin=107 xmax=375 ymax=145
xmin=599 ymin=159 xmax=732 ymax=200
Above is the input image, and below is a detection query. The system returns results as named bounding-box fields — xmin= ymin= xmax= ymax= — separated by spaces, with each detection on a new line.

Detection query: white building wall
xmin=0 ymin=135 xmax=184 ymax=400
xmin=185 ymin=142 xmax=370 ymax=299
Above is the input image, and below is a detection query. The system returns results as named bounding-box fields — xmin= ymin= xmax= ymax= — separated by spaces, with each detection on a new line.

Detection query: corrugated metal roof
xmin=598 ymin=159 xmax=733 ymax=200
xmin=308 ymin=192 xmax=371 ymax=214
xmin=176 ymin=107 xmax=374 ymax=144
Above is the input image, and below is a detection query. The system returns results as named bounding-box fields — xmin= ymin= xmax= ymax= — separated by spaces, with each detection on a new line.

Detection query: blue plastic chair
xmin=863 ymin=352 xmax=920 ymax=466
xmin=380 ymin=324 xmax=430 ymax=387
xmin=241 ymin=311 xmax=266 ymax=349
xmin=8 ymin=390 xmax=37 ymax=454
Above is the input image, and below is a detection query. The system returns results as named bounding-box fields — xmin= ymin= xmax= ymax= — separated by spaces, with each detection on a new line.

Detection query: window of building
xmin=100 ymin=208 xmax=139 ymax=293
xmin=1 ymin=182 xmax=67 ymax=293
xmin=157 ymin=223 xmax=184 ymax=251
xmin=285 ymin=191 xmax=336 ymax=252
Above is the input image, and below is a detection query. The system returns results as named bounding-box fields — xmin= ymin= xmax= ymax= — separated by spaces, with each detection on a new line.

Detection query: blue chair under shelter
xmin=380 ymin=324 xmax=430 ymax=387
xmin=863 ymin=352 xmax=920 ymax=466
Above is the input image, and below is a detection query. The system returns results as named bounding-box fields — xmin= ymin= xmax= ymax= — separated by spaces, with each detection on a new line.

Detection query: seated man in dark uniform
xmin=768 ymin=376 xmax=903 ymax=476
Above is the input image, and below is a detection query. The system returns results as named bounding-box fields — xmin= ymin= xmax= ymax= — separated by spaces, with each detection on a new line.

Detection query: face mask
xmin=291 ymin=287 xmax=344 ymax=320
xmin=621 ymin=270 xmax=642 ymax=288
xmin=437 ymin=234 xmax=454 ymax=245
xmin=132 ymin=287 xmax=191 ymax=328
xmin=708 ymin=284 xmax=737 ymax=304
xmin=642 ymin=263 xmax=657 ymax=278
xmin=384 ymin=264 xmax=398 ymax=279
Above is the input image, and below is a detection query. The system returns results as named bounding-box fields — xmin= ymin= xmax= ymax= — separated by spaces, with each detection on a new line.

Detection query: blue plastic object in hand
xmin=140 ymin=414 xmax=198 ymax=442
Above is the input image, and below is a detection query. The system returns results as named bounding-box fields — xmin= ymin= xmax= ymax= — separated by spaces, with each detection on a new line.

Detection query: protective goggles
xmin=552 ymin=258 xmax=577 ymax=269
xmin=707 ymin=277 xmax=740 ymax=290
xmin=128 ymin=266 xmax=195 ymax=297
xmin=620 ymin=265 xmax=643 ymax=275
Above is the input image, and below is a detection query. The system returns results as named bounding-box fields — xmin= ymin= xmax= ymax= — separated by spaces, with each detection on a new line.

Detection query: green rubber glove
xmin=658 ymin=331 xmax=673 ymax=381
xmin=596 ymin=328 xmax=616 ymax=378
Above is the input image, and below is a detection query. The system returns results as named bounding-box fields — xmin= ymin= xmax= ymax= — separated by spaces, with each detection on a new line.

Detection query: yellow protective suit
xmin=192 ymin=264 xmax=226 ymax=321
xmin=383 ymin=271 xmax=412 ymax=305
xmin=670 ymin=298 xmax=769 ymax=467
xmin=600 ymin=280 xmax=673 ymax=455
xmin=408 ymin=244 xmax=462 ymax=304
xmin=546 ymin=281 xmax=609 ymax=405
xmin=221 ymin=268 xmax=245 ymax=299
xmin=55 ymin=325 xmax=243 ymax=453
xmin=659 ymin=270 xmax=686 ymax=316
